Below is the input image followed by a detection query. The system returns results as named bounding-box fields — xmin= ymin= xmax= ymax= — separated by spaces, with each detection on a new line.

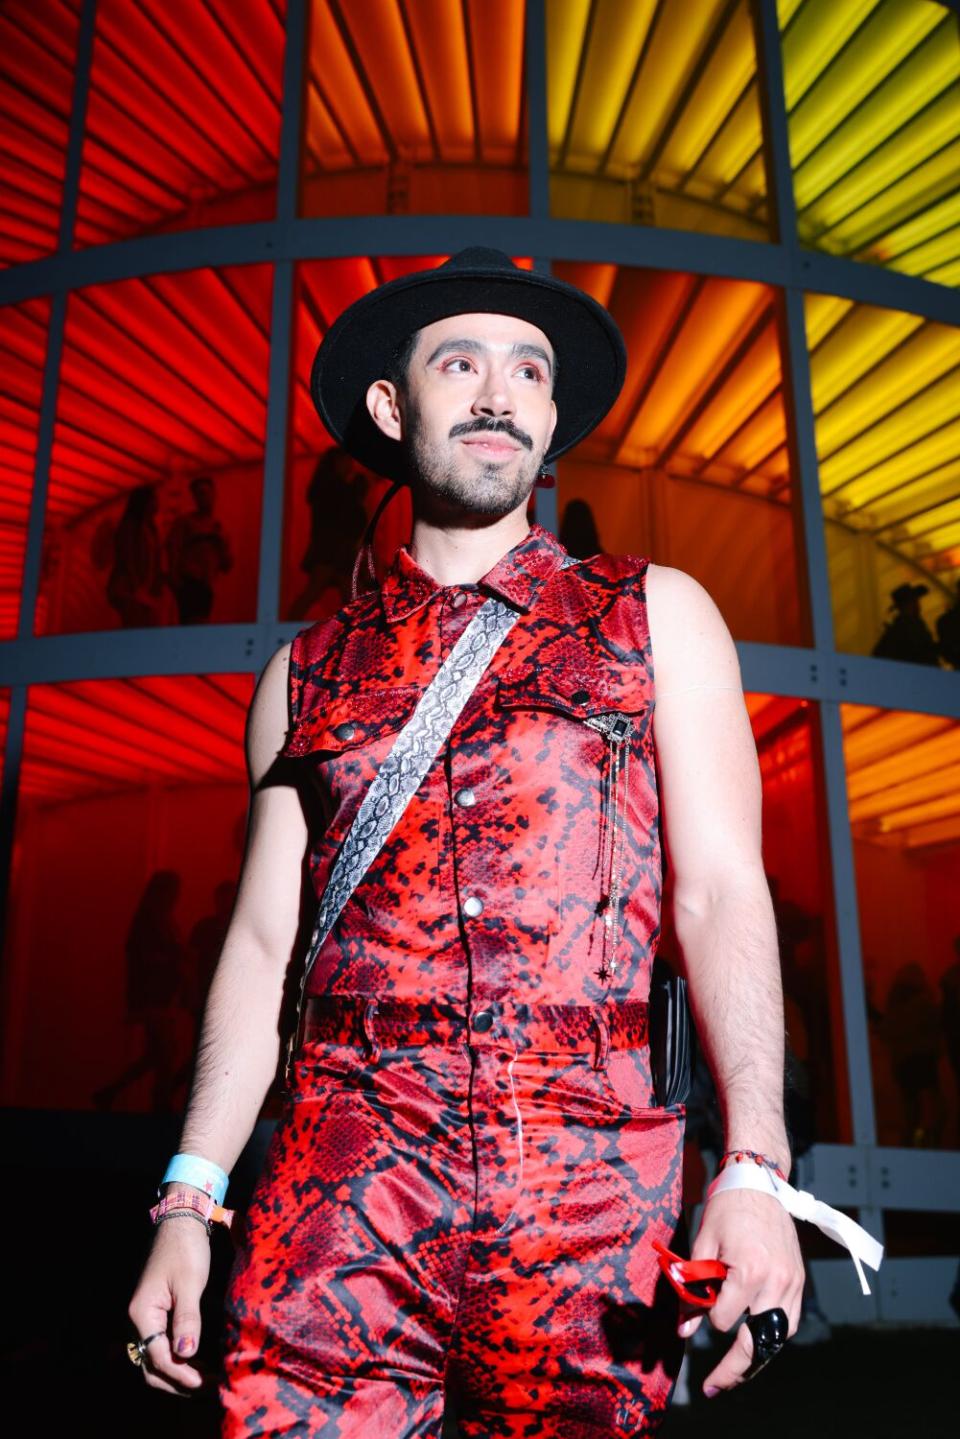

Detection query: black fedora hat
xmin=890 ymin=582 xmax=929 ymax=607
xmin=311 ymin=248 xmax=626 ymax=479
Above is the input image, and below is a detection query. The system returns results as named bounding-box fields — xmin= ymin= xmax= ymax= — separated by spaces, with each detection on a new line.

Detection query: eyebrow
xmin=424 ymin=337 xmax=554 ymax=376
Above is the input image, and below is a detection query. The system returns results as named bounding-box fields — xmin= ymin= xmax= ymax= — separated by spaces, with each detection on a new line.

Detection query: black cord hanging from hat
xmin=351 ymin=480 xmax=404 ymax=598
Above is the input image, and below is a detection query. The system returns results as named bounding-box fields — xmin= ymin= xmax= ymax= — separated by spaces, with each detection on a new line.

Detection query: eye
xmin=440 ymin=356 xmax=474 ymax=374
xmin=516 ymin=363 xmax=545 ymax=382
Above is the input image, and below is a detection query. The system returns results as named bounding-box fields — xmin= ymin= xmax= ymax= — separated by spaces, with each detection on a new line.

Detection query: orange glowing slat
xmin=404 ymin=0 xmax=476 ymax=162
xmin=618 ymin=279 xmax=770 ymax=459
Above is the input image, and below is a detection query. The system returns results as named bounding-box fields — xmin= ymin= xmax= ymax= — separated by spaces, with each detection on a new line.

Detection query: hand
xmin=680 ymin=1187 xmax=804 ymax=1397
xmin=127 ymin=1218 xmax=212 ymax=1395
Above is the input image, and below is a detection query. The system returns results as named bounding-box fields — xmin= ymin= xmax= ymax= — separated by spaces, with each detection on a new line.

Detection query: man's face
xmin=381 ymin=312 xmax=557 ymax=523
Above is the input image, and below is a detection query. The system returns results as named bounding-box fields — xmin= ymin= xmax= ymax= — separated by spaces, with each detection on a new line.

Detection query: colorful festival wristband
xmin=161 ymin=1152 xmax=229 ymax=1207
xmin=149 ymin=1187 xmax=235 ymax=1231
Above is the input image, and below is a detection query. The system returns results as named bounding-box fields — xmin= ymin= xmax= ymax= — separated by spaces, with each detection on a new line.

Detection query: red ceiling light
xmin=0 ymin=0 xmax=81 ymax=266
xmin=75 ymin=0 xmax=285 ymax=245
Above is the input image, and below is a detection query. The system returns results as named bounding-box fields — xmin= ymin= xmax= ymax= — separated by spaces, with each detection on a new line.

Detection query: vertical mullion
xmin=526 ymin=0 xmax=550 ymax=220
xmin=755 ymin=0 xmax=880 ymax=1221
xmin=818 ymin=701 xmax=879 ymax=1155
xmin=256 ymin=0 xmax=308 ymax=635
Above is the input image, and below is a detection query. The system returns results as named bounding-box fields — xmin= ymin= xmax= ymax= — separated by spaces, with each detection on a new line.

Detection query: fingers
xmin=128 ymin=1225 xmax=211 ymax=1394
xmin=701 ymin=1278 xmax=803 ymax=1397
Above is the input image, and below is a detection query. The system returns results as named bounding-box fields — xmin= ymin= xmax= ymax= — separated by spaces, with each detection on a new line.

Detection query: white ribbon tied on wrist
xmin=707 ymin=1160 xmax=884 ymax=1295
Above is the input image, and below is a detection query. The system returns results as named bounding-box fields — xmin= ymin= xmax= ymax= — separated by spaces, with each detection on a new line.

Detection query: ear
xmin=545 ymin=398 xmax=558 ymax=452
xmin=366 ymin=379 xmax=403 ymax=442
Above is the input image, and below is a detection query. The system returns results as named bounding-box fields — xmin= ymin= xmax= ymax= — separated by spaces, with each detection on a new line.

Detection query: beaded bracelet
xmin=155 ymin=1207 xmax=212 ymax=1235
xmin=717 ymin=1148 xmax=787 ymax=1181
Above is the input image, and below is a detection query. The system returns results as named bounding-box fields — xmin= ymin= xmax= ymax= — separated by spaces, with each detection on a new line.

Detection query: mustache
xmin=449 ymin=418 xmax=533 ymax=451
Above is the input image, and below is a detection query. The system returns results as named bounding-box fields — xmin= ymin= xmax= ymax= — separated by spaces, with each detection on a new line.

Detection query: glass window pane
xmin=37 ymin=265 xmax=273 ymax=635
xmin=780 ymin=0 xmax=960 ymax=287
xmin=0 ymin=297 xmax=48 ymax=638
xmin=842 ymin=703 xmax=960 ymax=1149
xmin=749 ymin=694 xmax=848 ymax=1144
xmin=554 ymin=262 xmax=809 ymax=645
xmin=805 ymin=292 xmax=960 ymax=664
xmin=0 ymin=0 xmax=81 ymax=265
xmin=0 ymin=674 xmax=253 ymax=1113
xmin=300 ymin=0 xmax=528 ymax=219
xmin=75 ymin=0 xmax=285 ymax=246
xmin=548 ymin=0 xmax=769 ymax=238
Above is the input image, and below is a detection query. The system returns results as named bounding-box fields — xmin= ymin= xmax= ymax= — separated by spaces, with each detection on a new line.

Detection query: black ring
xmin=744 ymin=1307 xmax=789 ymax=1379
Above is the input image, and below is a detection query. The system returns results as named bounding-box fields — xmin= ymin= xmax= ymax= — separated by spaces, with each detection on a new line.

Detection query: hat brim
xmin=311 ymin=263 xmax=626 ymax=478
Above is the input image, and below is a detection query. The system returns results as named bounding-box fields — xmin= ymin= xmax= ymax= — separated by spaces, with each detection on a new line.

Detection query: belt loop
xmin=362 ymin=998 xmax=382 ymax=1063
xmin=592 ymin=1010 xmax=610 ymax=1071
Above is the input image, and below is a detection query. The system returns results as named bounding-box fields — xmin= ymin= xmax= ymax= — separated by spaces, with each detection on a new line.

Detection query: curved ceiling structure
xmin=547 ymin=0 xmax=768 ymax=235
xmin=0 ymin=298 xmax=49 ymax=637
xmin=47 ymin=264 xmax=272 ymax=531
xmin=0 ymin=0 xmax=80 ymax=266
xmin=20 ymin=673 xmax=252 ymax=803
xmin=75 ymin=0 xmax=284 ymax=244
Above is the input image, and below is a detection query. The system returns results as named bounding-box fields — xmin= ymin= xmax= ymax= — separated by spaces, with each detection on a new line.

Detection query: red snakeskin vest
xmin=283 ymin=525 xmax=661 ymax=1009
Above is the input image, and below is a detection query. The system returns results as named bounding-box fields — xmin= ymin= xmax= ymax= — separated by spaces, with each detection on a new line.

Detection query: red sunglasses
xmin=652 ymin=1240 xmax=728 ymax=1309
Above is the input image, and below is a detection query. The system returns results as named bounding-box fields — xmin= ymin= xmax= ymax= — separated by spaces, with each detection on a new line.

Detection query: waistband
xmin=299 ymin=993 xmax=649 ymax=1057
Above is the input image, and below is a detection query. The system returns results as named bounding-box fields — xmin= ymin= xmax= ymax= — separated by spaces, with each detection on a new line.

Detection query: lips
xmin=460 ymin=437 xmax=520 ymax=458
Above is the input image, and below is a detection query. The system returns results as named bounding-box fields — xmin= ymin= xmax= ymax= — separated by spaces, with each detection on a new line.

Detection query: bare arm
xmin=128 ymin=641 xmax=309 ymax=1394
xmin=646 ymin=563 xmax=803 ymax=1394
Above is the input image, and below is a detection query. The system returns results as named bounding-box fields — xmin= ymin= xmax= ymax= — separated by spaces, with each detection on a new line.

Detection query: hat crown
xmin=441 ymin=247 xmax=517 ymax=273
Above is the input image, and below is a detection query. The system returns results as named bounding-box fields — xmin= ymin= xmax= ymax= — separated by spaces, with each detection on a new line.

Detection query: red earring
xmin=536 ymin=468 xmax=555 ymax=489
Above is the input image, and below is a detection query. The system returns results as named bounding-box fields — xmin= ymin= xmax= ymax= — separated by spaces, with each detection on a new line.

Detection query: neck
xmin=408 ymin=507 xmax=531 ymax=586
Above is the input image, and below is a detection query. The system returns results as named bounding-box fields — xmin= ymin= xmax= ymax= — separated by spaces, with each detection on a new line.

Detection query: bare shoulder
xmin=246 ymin=642 xmax=293 ymax=786
xmin=645 ymin=562 xmax=741 ymax=694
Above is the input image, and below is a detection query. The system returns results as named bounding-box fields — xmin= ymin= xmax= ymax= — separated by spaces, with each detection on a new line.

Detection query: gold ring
xmin=126 ymin=1331 xmax=165 ymax=1366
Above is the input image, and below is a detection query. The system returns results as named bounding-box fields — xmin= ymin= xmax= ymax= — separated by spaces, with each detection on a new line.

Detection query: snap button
xmin=455 ymin=787 xmax=476 ymax=808
xmin=472 ymin=1009 xmax=494 ymax=1033
xmin=570 ymin=688 xmax=589 ymax=705
xmin=463 ymin=895 xmax=484 ymax=918
xmin=334 ymin=722 xmax=357 ymax=742
xmin=451 ymin=591 xmax=468 ymax=609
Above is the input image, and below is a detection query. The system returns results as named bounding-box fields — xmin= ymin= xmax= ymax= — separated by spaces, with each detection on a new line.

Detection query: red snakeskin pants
xmin=221 ymin=997 xmax=684 ymax=1437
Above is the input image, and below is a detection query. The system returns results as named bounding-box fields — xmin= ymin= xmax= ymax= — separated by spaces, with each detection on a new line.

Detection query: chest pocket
xmin=496 ymin=665 xmax=651 ymax=730
xmin=283 ymin=685 xmax=422 ymax=759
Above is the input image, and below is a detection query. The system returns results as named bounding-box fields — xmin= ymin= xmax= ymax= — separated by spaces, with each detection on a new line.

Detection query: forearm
xmin=173 ymin=934 xmax=288 ymax=1179
xmin=675 ymin=873 xmax=790 ymax=1174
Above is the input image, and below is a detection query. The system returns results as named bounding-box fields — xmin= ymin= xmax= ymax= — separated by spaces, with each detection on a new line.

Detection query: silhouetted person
xmin=94 ymin=869 xmax=187 ymax=1113
xmin=167 ymin=475 xmax=233 ymax=624
xmin=941 ymin=936 xmax=960 ymax=1121
xmin=936 ymin=581 xmax=960 ymax=669
xmin=185 ymin=880 xmax=236 ymax=1014
xmin=106 ymin=484 xmax=164 ymax=628
xmin=290 ymin=448 xmax=369 ymax=620
xmin=872 ymin=582 xmax=939 ymax=666
xmin=559 ymin=498 xmax=602 ymax=560
xmin=881 ymin=962 xmax=944 ymax=1146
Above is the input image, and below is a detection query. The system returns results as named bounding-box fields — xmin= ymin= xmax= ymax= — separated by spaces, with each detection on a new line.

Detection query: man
xmin=129 ymin=251 xmax=806 ymax=1434
xmin=872 ymin=581 xmax=940 ymax=666
xmin=166 ymin=474 xmax=233 ymax=624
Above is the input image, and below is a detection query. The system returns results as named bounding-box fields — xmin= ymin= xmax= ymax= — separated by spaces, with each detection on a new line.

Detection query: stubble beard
xmin=405 ymin=407 xmax=544 ymax=526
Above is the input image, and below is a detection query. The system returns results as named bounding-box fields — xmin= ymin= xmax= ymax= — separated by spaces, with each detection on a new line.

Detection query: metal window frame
xmin=1 ymin=0 xmax=958 ymax=1307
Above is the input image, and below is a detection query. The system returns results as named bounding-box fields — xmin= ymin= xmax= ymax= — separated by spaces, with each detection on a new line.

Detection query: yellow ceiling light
xmin=547 ymin=0 xmax=768 ymax=236
xmin=842 ymin=705 xmax=960 ymax=849
xmin=806 ymin=295 xmax=960 ymax=584
xmin=781 ymin=0 xmax=960 ymax=285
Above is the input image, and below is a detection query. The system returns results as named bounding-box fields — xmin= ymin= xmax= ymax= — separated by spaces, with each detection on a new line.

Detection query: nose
xmin=471 ymin=364 xmax=515 ymax=420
